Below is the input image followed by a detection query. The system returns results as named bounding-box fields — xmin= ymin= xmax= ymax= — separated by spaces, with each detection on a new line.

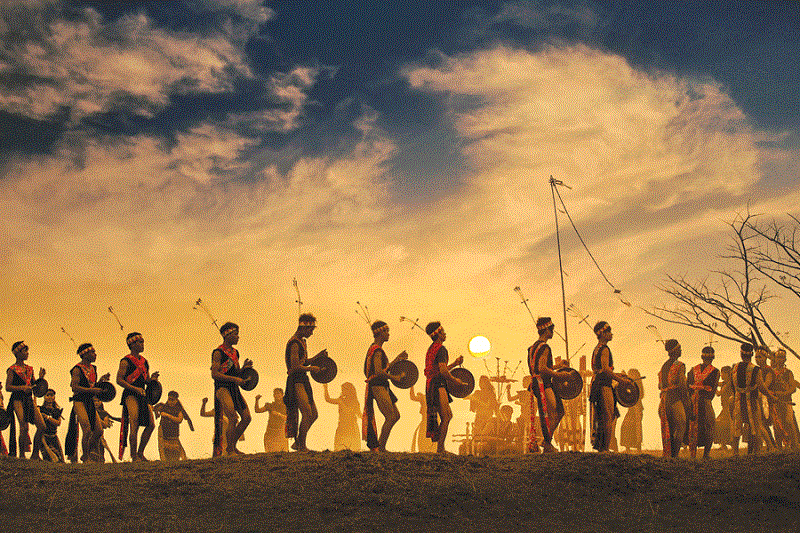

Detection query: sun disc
xmin=468 ymin=336 xmax=491 ymax=357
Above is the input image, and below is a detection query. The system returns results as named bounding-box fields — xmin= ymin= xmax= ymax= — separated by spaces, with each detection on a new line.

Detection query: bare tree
xmin=647 ymin=212 xmax=799 ymax=360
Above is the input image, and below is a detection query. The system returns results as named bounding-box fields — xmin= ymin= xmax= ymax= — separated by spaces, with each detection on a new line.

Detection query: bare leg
xmin=125 ymin=395 xmax=142 ymax=460
xmin=215 ymin=388 xmax=240 ymax=455
xmin=292 ymin=383 xmax=317 ymax=451
xmin=372 ymin=385 xmax=400 ymax=451
xmin=232 ymin=405 xmax=251 ymax=452
xmin=436 ymin=387 xmax=452 ymax=454
xmin=137 ymin=405 xmax=156 ymax=459
xmin=73 ymin=401 xmax=102 ymax=462
xmin=601 ymin=387 xmax=616 ymax=452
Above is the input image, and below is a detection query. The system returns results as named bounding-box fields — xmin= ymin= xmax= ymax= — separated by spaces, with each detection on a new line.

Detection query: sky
xmin=1 ymin=0 xmax=799 ymax=457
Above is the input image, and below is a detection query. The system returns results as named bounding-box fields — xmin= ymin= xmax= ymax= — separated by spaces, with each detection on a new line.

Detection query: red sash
xmin=217 ymin=344 xmax=240 ymax=375
xmin=124 ymin=354 xmax=149 ymax=383
xmin=424 ymin=342 xmax=443 ymax=390
xmin=10 ymin=364 xmax=33 ymax=386
xmin=77 ymin=362 xmax=97 ymax=387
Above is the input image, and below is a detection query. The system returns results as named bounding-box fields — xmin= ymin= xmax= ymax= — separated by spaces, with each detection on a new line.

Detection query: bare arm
xmin=253 ymin=395 xmax=268 ymax=413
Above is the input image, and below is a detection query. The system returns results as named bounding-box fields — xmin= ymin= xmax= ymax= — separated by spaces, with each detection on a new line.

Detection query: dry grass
xmin=2 ymin=451 xmax=799 ymax=532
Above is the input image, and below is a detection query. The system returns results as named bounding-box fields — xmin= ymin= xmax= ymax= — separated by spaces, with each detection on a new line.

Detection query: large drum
xmin=145 ymin=380 xmax=163 ymax=405
xmin=615 ymin=379 xmax=640 ymax=408
xmin=310 ymin=355 xmax=338 ymax=384
xmin=96 ymin=381 xmax=117 ymax=403
xmin=240 ymin=367 xmax=259 ymax=391
xmin=553 ymin=368 xmax=583 ymax=400
xmin=450 ymin=367 xmax=475 ymax=399
xmin=389 ymin=359 xmax=418 ymax=389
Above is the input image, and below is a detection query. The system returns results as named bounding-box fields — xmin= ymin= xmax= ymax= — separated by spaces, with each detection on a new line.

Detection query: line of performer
xmin=2 ymin=314 xmax=798 ymax=462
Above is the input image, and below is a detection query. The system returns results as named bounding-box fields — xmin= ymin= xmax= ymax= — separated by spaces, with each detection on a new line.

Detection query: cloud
xmin=0 ymin=5 xmax=254 ymax=122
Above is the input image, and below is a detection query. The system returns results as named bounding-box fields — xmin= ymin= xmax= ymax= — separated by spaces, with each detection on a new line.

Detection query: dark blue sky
xmin=3 ymin=0 xmax=797 ymax=163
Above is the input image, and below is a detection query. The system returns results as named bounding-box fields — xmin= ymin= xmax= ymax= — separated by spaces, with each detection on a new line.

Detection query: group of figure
xmin=658 ymin=340 xmax=800 ymax=458
xmin=4 ymin=313 xmax=799 ymax=462
xmin=2 ymin=335 xmax=192 ymax=463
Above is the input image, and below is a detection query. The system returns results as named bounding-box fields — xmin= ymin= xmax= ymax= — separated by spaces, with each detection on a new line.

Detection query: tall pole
xmin=550 ymin=176 xmax=569 ymax=360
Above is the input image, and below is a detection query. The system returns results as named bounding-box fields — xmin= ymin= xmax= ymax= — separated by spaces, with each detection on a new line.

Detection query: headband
xmin=221 ymin=325 xmax=238 ymax=336
xmin=372 ymin=324 xmax=389 ymax=335
xmin=126 ymin=334 xmax=144 ymax=346
xmin=596 ymin=323 xmax=610 ymax=334
xmin=429 ymin=326 xmax=443 ymax=339
xmin=299 ymin=320 xmax=316 ymax=327
xmin=12 ymin=343 xmax=26 ymax=355
xmin=79 ymin=345 xmax=94 ymax=356
xmin=537 ymin=320 xmax=554 ymax=332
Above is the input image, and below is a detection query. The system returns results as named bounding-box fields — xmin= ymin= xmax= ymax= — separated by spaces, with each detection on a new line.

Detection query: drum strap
xmin=10 ymin=364 xmax=33 ymax=386
xmin=124 ymin=354 xmax=149 ymax=383
xmin=77 ymin=362 xmax=97 ymax=387
xmin=217 ymin=344 xmax=240 ymax=375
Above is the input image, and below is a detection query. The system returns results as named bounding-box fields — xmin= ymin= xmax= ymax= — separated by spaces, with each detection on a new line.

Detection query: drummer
xmin=589 ymin=321 xmax=628 ymax=452
xmin=117 ymin=332 xmax=160 ymax=461
xmin=363 ymin=320 xmax=408 ymax=452
xmin=424 ymin=321 xmax=465 ymax=454
xmin=528 ymin=317 xmax=568 ymax=453
xmin=284 ymin=313 xmax=324 ymax=452
xmin=65 ymin=343 xmax=111 ymax=462
xmin=5 ymin=341 xmax=48 ymax=458
xmin=211 ymin=322 xmax=253 ymax=456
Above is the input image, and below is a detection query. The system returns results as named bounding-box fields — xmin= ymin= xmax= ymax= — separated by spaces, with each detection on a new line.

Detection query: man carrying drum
xmin=211 ymin=322 xmax=252 ymax=457
xmin=363 ymin=320 xmax=408 ymax=452
xmin=589 ymin=321 xmax=628 ymax=452
xmin=5 ymin=341 xmax=48 ymax=458
xmin=528 ymin=317 xmax=568 ymax=453
xmin=117 ymin=332 xmax=160 ymax=461
xmin=424 ymin=321 xmax=465 ymax=454
xmin=65 ymin=343 xmax=111 ymax=462
xmin=658 ymin=339 xmax=689 ymax=458
xmin=284 ymin=313 xmax=324 ymax=452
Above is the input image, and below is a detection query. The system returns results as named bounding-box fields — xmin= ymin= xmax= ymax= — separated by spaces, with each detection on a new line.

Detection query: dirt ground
xmin=1 ymin=450 xmax=798 ymax=533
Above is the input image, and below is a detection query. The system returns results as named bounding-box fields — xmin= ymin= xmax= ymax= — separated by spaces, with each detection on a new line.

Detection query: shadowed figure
xmin=731 ymin=343 xmax=775 ymax=455
xmin=770 ymin=349 xmax=800 ymax=450
xmin=714 ymin=366 xmax=733 ymax=449
xmin=323 ymin=382 xmax=361 ymax=451
xmin=116 ymin=332 xmax=160 ymax=461
xmin=619 ymin=368 xmax=644 ymax=453
xmin=658 ymin=339 xmax=688 ymax=458
xmin=5 ymin=342 xmax=49 ymax=459
xmin=687 ymin=348 xmax=719 ymax=459
xmin=254 ymin=388 xmax=289 ymax=452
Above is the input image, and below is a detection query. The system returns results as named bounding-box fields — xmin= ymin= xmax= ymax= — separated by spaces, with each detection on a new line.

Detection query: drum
xmin=450 ymin=367 xmax=475 ymax=399
xmin=96 ymin=381 xmax=116 ymax=403
xmin=389 ymin=359 xmax=418 ymax=389
xmin=0 ymin=408 xmax=11 ymax=431
xmin=33 ymin=378 xmax=49 ymax=398
xmin=615 ymin=379 xmax=640 ymax=408
xmin=553 ymin=368 xmax=583 ymax=400
xmin=240 ymin=367 xmax=259 ymax=391
xmin=310 ymin=355 xmax=338 ymax=384
xmin=145 ymin=380 xmax=163 ymax=405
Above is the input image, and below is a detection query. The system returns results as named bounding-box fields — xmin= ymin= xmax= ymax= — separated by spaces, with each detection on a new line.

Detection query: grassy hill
xmin=2 ymin=451 xmax=799 ymax=532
